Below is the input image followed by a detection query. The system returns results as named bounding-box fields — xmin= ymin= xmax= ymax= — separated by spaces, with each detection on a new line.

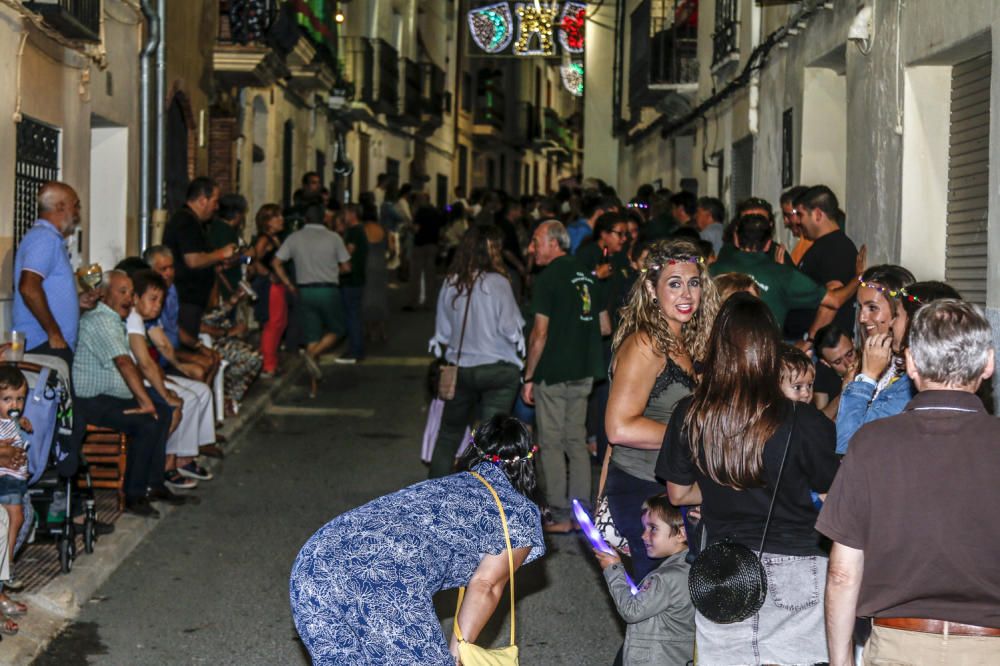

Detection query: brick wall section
xmin=208 ymin=115 xmax=237 ymax=194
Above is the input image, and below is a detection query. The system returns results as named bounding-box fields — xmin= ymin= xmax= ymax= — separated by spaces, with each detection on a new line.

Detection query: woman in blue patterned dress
xmin=289 ymin=416 xmax=545 ymax=665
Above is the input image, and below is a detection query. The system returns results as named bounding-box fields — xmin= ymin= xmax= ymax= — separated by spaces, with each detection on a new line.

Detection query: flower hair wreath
xmin=641 ymin=256 xmax=705 ymax=274
xmin=471 ymin=438 xmax=539 ymax=465
xmin=857 ymin=277 xmax=921 ymax=304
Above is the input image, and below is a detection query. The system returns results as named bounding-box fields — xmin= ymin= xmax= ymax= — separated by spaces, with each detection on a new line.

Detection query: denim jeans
xmin=429 ymin=362 xmax=520 ymax=478
xmin=341 ymin=285 xmax=365 ymax=359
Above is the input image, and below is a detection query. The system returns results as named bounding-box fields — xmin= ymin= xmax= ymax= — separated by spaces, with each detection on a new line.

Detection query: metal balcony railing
xmin=512 ymin=101 xmax=537 ymax=146
xmin=420 ymin=63 xmax=447 ymax=116
xmin=217 ymin=0 xmax=279 ymax=45
xmin=712 ymin=0 xmax=738 ymax=66
xmin=24 ymin=0 xmax=101 ymax=41
xmin=650 ymin=0 xmax=698 ymax=86
xmin=401 ymin=58 xmax=422 ymax=123
xmin=474 ymin=70 xmax=505 ymax=131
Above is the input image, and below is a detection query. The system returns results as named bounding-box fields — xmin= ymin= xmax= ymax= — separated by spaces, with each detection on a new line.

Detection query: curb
xmin=4 ymin=358 xmax=306 ymax=665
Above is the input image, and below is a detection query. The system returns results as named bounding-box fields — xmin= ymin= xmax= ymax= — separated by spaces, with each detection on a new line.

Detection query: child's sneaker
xmin=178 ymin=461 xmax=213 ymax=482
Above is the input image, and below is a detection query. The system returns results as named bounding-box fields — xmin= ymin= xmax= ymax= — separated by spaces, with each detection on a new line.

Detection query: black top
xmin=413 ymin=205 xmax=443 ymax=246
xmin=813 ymin=362 xmax=842 ymax=400
xmin=784 ymin=228 xmax=858 ymax=339
xmin=162 ymin=206 xmax=214 ymax=308
xmin=656 ymin=397 xmax=839 ymax=556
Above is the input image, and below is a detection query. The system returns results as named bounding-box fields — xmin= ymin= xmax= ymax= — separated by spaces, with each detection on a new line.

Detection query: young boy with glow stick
xmin=593 ymin=495 xmax=695 ymax=665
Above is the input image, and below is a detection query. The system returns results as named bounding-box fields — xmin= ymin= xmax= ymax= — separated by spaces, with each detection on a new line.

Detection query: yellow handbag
xmin=453 ymin=471 xmax=519 ymax=665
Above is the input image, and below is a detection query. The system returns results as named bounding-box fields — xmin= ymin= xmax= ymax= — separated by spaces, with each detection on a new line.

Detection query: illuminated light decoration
xmin=558 ymin=2 xmax=586 ymax=53
xmin=513 ymin=2 xmax=558 ymax=56
xmin=573 ymin=500 xmax=639 ymax=595
xmin=468 ymin=2 xmax=514 ymax=54
xmin=560 ymin=62 xmax=584 ymax=96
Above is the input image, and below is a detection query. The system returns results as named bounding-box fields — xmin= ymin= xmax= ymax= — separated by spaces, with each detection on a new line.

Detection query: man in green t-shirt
xmin=710 ymin=214 xmax=860 ymax=338
xmin=339 ymin=204 xmax=368 ymax=362
xmin=522 ymin=220 xmax=607 ymax=532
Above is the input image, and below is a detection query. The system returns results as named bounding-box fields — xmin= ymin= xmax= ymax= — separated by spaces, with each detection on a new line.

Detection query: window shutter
xmin=946 ymin=53 xmax=991 ymax=306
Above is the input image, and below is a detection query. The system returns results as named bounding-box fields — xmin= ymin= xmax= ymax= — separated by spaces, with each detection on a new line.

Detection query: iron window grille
xmin=14 ymin=118 xmax=60 ymax=250
xmin=712 ymin=0 xmax=738 ymax=66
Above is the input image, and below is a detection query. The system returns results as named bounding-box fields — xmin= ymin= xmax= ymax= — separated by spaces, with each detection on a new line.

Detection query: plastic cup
xmin=8 ymin=331 xmax=24 ymax=362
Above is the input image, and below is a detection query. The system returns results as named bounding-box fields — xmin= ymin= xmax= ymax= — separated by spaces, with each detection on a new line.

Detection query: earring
xmin=652 ymin=297 xmax=658 ymax=305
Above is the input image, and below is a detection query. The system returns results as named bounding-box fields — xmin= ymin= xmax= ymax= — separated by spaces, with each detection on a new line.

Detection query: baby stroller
xmin=15 ymin=357 xmax=97 ymax=573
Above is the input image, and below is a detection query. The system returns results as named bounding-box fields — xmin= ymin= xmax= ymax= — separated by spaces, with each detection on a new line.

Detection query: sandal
xmin=0 ymin=617 xmax=17 ymax=636
xmin=0 ymin=597 xmax=26 ymax=617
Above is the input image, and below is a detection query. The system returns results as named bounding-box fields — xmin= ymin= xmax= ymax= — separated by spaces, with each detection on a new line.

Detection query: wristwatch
xmin=853 ymin=373 xmax=877 ymax=386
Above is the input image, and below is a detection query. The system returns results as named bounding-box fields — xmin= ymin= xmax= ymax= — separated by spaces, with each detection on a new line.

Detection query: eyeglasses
xmin=611 ymin=229 xmax=629 ymax=237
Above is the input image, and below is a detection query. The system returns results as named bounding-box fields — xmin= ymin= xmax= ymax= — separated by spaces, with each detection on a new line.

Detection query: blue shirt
xmin=567 ymin=218 xmax=591 ymax=255
xmin=156 ymin=285 xmax=181 ymax=366
xmin=13 ymin=219 xmax=79 ymax=350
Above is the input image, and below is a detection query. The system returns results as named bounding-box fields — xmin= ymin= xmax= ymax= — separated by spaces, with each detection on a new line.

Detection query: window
xmin=731 ymin=134 xmax=753 ymax=211
xmin=945 ymin=52 xmax=991 ymax=305
xmin=650 ymin=0 xmax=698 ymax=86
xmin=461 ymin=72 xmax=473 ymax=112
xmin=781 ymin=108 xmax=793 ymax=187
xmin=712 ymin=0 xmax=738 ymax=66
xmin=14 ymin=117 xmax=60 ymax=249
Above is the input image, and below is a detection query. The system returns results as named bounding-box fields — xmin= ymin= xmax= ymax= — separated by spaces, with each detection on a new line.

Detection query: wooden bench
xmin=79 ymin=425 xmax=128 ymax=511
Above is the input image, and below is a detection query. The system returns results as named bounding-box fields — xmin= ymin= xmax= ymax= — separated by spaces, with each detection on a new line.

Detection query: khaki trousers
xmin=865 ymin=624 xmax=1000 ymax=666
xmin=535 ymin=378 xmax=593 ymax=521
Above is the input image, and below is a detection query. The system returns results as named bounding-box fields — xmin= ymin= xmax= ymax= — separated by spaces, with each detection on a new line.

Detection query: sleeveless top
xmin=610 ymin=357 xmax=696 ymax=482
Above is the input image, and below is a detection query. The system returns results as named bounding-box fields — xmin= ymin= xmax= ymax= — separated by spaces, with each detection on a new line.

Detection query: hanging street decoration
xmin=513 ymin=2 xmax=559 ymax=56
xmin=469 ymin=2 xmax=586 ymax=57
xmin=560 ymin=62 xmax=584 ymax=96
xmin=558 ymin=2 xmax=586 ymax=54
xmin=468 ymin=2 xmax=514 ymax=54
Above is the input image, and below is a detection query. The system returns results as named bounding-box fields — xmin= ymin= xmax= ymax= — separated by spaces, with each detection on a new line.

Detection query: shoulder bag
xmin=592 ymin=446 xmax=630 ymax=555
xmin=453 ymin=471 xmax=519 ymax=665
xmin=688 ymin=404 xmax=796 ymax=624
xmin=437 ymin=284 xmax=473 ymax=401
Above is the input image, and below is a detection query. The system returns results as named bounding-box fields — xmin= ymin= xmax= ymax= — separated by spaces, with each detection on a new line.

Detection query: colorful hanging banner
xmin=468 ymin=1 xmax=586 ymax=57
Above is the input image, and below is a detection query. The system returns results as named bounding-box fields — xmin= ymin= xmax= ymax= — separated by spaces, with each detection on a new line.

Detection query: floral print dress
xmin=289 ymin=463 xmax=545 ymax=665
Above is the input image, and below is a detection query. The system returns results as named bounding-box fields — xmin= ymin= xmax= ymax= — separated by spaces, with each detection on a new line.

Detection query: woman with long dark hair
xmin=290 ymin=415 xmax=545 ymax=665
xmin=603 ymin=238 xmax=719 ymax=580
xmin=835 ymin=264 xmax=916 ymax=453
xmin=657 ymin=293 xmax=838 ymax=665
xmin=427 ymin=226 xmax=525 ymax=478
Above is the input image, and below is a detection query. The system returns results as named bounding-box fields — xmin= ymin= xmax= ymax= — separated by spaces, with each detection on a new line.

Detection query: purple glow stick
xmin=572 ymin=499 xmax=639 ymax=595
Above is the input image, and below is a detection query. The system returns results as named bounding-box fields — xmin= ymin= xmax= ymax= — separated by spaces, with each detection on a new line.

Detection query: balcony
xmin=712 ymin=0 xmax=738 ymax=68
xmin=650 ymin=0 xmax=698 ymax=91
xmin=417 ymin=63 xmax=448 ymax=135
xmin=214 ymin=0 xmax=287 ymax=87
xmin=339 ymin=37 xmax=400 ymax=119
xmin=374 ymin=38 xmax=400 ymax=115
xmin=24 ymin=0 xmax=101 ymax=42
xmin=398 ymin=58 xmax=422 ymax=126
xmin=511 ymin=101 xmax=538 ymax=148
xmin=473 ymin=69 xmax=505 ymax=141
xmin=536 ymin=107 xmax=561 ymax=149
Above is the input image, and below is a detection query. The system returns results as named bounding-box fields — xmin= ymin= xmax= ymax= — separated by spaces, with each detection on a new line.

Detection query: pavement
xmin=16 ymin=296 xmax=624 ymax=665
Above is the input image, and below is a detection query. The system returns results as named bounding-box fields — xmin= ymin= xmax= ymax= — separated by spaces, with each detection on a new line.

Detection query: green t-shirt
xmin=207 ymin=219 xmax=242 ymax=298
xmin=642 ymin=213 xmax=677 ymax=242
xmin=576 ymin=242 xmax=630 ymax=331
xmin=710 ymin=250 xmax=827 ymax=327
xmin=530 ymin=254 xmax=606 ymax=384
xmin=341 ymin=224 xmax=368 ymax=287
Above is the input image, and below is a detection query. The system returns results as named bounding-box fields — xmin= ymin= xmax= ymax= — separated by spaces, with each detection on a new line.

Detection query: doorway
xmin=89 ymin=121 xmax=129 ymax=265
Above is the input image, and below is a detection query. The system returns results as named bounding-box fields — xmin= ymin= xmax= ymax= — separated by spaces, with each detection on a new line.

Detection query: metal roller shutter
xmin=946 ymin=53 xmax=991 ymax=306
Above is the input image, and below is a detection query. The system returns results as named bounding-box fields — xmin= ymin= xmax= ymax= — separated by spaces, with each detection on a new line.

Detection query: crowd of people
xmin=292 ymin=175 xmax=998 ymax=665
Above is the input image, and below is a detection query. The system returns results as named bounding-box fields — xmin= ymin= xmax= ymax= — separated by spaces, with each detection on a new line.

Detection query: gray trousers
xmin=535 ymin=377 xmax=593 ymax=521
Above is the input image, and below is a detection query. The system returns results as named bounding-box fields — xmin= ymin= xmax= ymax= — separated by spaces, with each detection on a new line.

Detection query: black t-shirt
xmin=413 ymin=205 xmax=443 ymax=246
xmin=813 ymin=362 xmax=842 ymax=400
xmin=162 ymin=206 xmax=214 ymax=308
xmin=784 ymin=229 xmax=858 ymax=339
xmin=656 ymin=397 xmax=839 ymax=556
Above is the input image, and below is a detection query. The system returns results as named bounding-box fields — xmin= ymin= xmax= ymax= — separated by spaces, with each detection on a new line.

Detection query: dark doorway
xmin=165 ymin=97 xmax=190 ymax=214
xmin=436 ymin=173 xmax=448 ymax=208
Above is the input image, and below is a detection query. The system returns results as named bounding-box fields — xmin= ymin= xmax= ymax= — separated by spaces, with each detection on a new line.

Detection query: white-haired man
xmin=818 ymin=299 xmax=1000 ymax=664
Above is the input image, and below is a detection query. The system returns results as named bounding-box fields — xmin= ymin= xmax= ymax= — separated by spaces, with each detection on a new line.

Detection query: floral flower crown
xmin=641 ymin=256 xmax=705 ymax=273
xmin=471 ymin=439 xmax=539 ymax=465
xmin=857 ymin=277 xmax=921 ymax=304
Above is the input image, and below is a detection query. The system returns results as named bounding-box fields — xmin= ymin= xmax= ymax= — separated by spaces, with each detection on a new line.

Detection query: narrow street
xmin=35 ymin=300 xmax=623 ymax=665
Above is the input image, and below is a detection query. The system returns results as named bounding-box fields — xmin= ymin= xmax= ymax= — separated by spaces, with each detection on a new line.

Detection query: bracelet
xmin=521 ymin=376 xmax=533 ymax=384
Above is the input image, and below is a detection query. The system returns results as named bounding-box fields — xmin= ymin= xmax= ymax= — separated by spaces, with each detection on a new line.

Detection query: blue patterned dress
xmin=289 ymin=463 xmax=545 ymax=664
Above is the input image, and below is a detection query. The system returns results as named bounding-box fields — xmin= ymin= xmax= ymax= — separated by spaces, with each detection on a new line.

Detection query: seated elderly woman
xmin=290 ymin=415 xmax=545 ymax=664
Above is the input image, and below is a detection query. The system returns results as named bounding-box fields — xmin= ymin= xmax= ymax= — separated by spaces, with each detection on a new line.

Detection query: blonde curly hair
xmin=613 ymin=238 xmax=720 ymax=362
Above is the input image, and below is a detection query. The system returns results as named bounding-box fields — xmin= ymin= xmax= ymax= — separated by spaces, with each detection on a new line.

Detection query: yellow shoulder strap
xmin=453 ymin=470 xmax=516 ymax=647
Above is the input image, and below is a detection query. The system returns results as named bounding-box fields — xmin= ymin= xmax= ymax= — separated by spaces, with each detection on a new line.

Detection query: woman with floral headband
xmin=603 ymin=238 xmax=720 ymax=580
xmin=835 ymin=265 xmax=917 ymax=453
xmin=290 ymin=416 xmax=545 ymax=665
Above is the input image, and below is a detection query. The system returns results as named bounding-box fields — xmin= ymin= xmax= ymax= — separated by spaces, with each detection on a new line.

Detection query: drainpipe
xmin=139 ymin=0 xmax=159 ymax=250
xmin=748 ymin=1 xmax=762 ymax=138
xmin=155 ymin=0 xmax=166 ymax=219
